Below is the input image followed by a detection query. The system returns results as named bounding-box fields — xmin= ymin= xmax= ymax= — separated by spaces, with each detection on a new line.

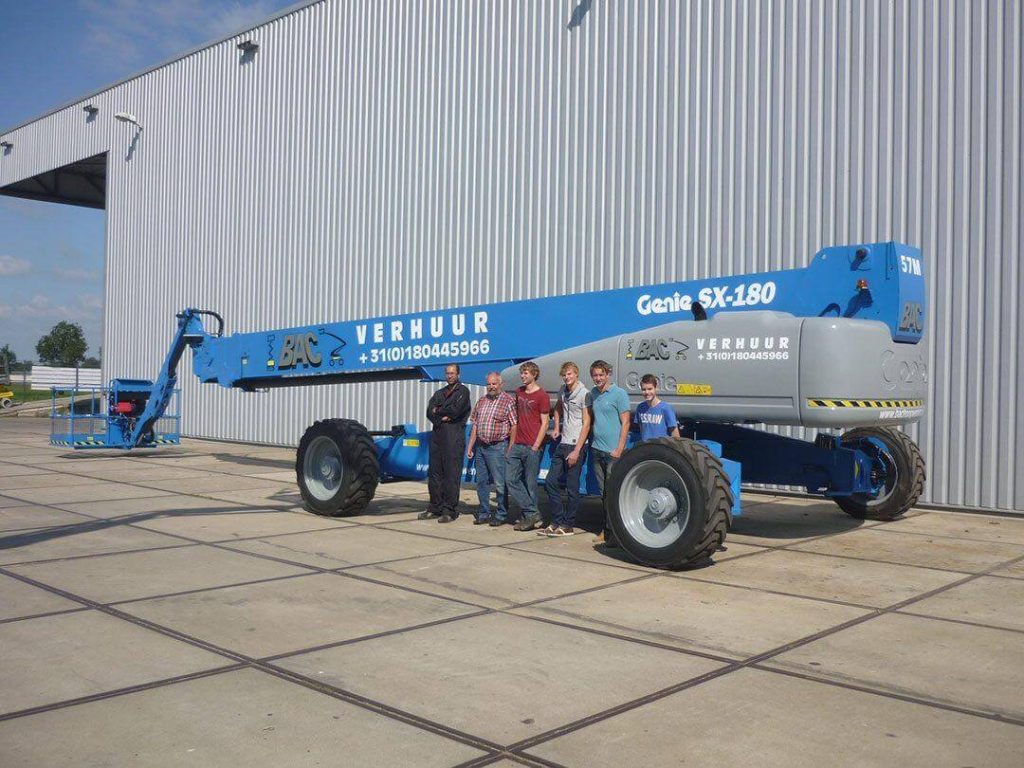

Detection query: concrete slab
xmin=0 ymin=464 xmax=58 ymax=477
xmin=53 ymin=494 xmax=250 ymax=520
xmin=278 ymin=612 xmax=724 ymax=744
xmin=373 ymin=480 xmax=431 ymax=499
xmin=119 ymin=572 xmax=479 ymax=658
xmin=0 ymin=482 xmax=174 ymax=506
xmin=0 ymin=668 xmax=484 ymax=767
xmin=75 ymin=465 xmax=221 ymax=482
xmin=0 ymin=573 xmax=81 ymax=621
xmin=198 ymin=488 xmax=304 ymax=507
xmin=682 ymin=549 xmax=964 ymax=608
xmin=993 ymin=560 xmax=1024 ymax=580
xmin=0 ymin=523 xmax=188 ymax=565
xmin=0 ymin=471 xmax=109 ymax=491
xmin=766 ymin=612 xmax=1024 ymax=719
xmin=140 ymin=476 xmax=295 ymax=494
xmin=244 ymin=470 xmax=296 ymax=482
xmin=130 ymin=510 xmax=352 ymax=542
xmin=727 ymin=498 xmax=875 ymax=547
xmin=900 ymin=576 xmax=1024 ymax=632
xmin=0 ymin=610 xmax=228 ymax=715
xmin=344 ymin=497 xmax=427 ymax=525
xmin=0 ymin=505 xmax=92 ymax=532
xmin=381 ymin=517 xmax=552 ymax=546
xmin=7 ymin=544 xmax=313 ymax=604
xmin=793 ymin=528 xmax=1024 ymax=573
xmin=221 ymin=526 xmax=482 ymax=570
xmin=349 ymin=547 xmax=639 ymax=608
xmin=508 ymin=535 xmax=769 ymax=572
xmin=512 ymin=577 xmax=868 ymax=659
xmin=0 ymin=667 xmax=483 ymax=768
xmin=885 ymin=510 xmax=1024 ymax=546
xmin=0 ymin=495 xmax=32 ymax=509
xmin=529 ymin=667 xmax=1024 ymax=768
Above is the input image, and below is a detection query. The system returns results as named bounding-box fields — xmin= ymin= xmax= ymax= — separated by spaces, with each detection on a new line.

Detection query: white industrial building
xmin=1 ymin=0 xmax=1020 ymax=514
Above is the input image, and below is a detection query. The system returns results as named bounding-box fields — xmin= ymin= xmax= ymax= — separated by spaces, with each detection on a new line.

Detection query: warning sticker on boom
xmin=677 ymin=383 xmax=713 ymax=396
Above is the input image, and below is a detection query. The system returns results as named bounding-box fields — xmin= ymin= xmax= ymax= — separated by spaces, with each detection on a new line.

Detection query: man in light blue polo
xmin=587 ymin=359 xmax=630 ymax=545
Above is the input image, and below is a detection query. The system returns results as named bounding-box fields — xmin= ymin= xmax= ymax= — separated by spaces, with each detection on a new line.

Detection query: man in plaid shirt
xmin=466 ymin=372 xmax=518 ymax=525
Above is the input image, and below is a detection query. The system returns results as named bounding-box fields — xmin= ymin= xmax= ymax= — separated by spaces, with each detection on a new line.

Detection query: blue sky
xmin=0 ymin=0 xmax=295 ymax=362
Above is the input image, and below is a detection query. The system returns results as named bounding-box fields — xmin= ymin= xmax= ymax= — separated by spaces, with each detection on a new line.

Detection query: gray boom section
xmin=502 ymin=311 xmax=927 ymax=430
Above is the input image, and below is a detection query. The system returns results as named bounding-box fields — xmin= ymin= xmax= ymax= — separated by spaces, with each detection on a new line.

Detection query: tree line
xmin=0 ymin=322 xmax=100 ymax=372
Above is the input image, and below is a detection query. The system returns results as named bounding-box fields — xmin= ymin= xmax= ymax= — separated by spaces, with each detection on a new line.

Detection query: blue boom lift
xmin=53 ymin=241 xmax=927 ymax=568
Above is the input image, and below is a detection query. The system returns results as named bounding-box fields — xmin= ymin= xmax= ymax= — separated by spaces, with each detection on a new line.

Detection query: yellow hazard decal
xmin=403 ymin=438 xmax=421 ymax=447
xmin=807 ymin=398 xmax=924 ymax=409
xmin=677 ymin=383 xmax=713 ymax=396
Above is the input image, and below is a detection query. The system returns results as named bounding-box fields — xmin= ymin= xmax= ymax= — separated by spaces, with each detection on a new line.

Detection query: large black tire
xmin=835 ymin=427 xmax=925 ymax=521
xmin=296 ymin=418 xmax=379 ymax=516
xmin=606 ymin=438 xmax=732 ymax=569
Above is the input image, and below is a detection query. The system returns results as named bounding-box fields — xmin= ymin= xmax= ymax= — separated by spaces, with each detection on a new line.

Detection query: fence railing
xmin=31 ymin=366 xmax=102 ymax=391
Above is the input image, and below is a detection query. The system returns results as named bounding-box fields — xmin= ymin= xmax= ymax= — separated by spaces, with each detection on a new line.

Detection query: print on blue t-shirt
xmin=634 ymin=400 xmax=678 ymax=442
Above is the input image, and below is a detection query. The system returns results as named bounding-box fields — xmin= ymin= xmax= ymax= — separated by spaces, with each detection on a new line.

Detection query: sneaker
xmin=537 ymin=524 xmax=558 ymax=536
xmin=473 ymin=517 xmax=491 ymax=526
xmin=550 ymin=526 xmax=576 ymax=537
xmin=437 ymin=514 xmax=458 ymax=524
xmin=593 ymin=530 xmax=606 ymax=544
xmin=513 ymin=515 xmax=540 ymax=532
xmin=488 ymin=518 xmax=506 ymax=527
xmin=418 ymin=510 xmax=439 ymax=520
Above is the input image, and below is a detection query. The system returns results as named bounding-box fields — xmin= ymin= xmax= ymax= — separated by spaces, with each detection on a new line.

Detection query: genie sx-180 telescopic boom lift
xmin=53 ymin=241 xmax=927 ymax=568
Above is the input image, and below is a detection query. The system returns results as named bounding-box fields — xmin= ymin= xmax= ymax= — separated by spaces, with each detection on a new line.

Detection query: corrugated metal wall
xmin=1 ymin=0 xmax=1021 ymax=513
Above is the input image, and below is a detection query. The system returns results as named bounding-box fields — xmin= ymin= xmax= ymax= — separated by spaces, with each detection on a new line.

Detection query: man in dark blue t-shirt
xmin=633 ymin=374 xmax=680 ymax=441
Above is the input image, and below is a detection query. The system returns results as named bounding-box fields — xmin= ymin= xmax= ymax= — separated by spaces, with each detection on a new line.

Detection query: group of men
xmin=417 ymin=360 xmax=680 ymax=541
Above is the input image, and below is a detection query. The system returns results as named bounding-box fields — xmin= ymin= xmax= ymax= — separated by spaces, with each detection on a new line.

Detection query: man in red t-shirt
xmin=507 ymin=361 xmax=551 ymax=531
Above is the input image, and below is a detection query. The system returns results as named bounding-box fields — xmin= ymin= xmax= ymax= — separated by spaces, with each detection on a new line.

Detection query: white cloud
xmin=78 ymin=0 xmax=281 ymax=71
xmin=0 ymin=255 xmax=31 ymax=276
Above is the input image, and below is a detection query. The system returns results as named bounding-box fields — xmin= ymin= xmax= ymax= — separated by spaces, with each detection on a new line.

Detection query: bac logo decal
xmin=899 ymin=302 xmax=923 ymax=333
xmin=278 ymin=329 xmax=347 ymax=370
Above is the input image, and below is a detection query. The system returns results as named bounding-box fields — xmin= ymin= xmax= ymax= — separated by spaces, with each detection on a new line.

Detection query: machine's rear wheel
xmin=296 ymin=418 xmax=379 ymax=516
xmin=835 ymin=427 xmax=925 ymax=521
xmin=607 ymin=438 xmax=732 ymax=569
xmin=0 ymin=397 xmax=11 ymax=409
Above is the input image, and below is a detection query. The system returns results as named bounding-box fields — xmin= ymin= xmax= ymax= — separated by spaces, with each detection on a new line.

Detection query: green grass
xmin=1 ymin=384 xmax=61 ymax=403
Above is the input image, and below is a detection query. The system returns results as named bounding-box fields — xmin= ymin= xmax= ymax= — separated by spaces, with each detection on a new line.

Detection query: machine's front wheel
xmin=296 ymin=418 xmax=379 ymax=516
xmin=0 ymin=397 xmax=12 ymax=409
xmin=835 ymin=427 xmax=925 ymax=521
xmin=607 ymin=438 xmax=732 ymax=569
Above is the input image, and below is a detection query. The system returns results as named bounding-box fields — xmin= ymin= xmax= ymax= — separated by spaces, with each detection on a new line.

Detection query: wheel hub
xmin=647 ymin=487 xmax=678 ymax=522
xmin=618 ymin=459 xmax=692 ymax=549
xmin=320 ymin=458 xmax=340 ymax=480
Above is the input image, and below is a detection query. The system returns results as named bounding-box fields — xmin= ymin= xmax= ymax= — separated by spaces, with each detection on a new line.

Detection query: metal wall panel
xmin=1 ymin=0 xmax=1021 ymax=513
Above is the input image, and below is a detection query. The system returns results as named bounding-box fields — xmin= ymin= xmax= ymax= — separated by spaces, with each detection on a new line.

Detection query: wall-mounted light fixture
xmin=237 ymin=39 xmax=259 ymax=53
xmin=114 ymin=112 xmax=142 ymax=130
xmin=83 ymin=104 xmax=99 ymax=116
xmin=0 ymin=141 xmax=12 ymax=151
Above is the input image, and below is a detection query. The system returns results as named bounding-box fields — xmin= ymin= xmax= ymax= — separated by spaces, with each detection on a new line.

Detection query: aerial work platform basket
xmin=49 ymin=379 xmax=180 ymax=449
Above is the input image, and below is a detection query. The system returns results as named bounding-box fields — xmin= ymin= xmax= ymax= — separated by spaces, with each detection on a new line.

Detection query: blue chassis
xmin=54 ymin=241 xmax=924 ymax=513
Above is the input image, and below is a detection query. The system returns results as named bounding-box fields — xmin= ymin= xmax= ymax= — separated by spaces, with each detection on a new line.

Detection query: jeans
xmin=590 ymin=447 xmax=618 ymax=533
xmin=506 ymin=442 xmax=542 ymax=519
xmin=474 ymin=441 xmax=508 ymax=521
xmin=545 ymin=442 xmax=586 ymax=527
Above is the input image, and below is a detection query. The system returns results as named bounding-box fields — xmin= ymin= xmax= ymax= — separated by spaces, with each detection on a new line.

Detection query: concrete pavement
xmin=1 ymin=418 xmax=1022 ymax=766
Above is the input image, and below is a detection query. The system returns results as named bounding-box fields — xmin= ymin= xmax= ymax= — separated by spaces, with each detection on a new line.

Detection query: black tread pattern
xmin=836 ymin=426 xmax=926 ymax=521
xmin=297 ymin=418 xmax=380 ymax=517
xmin=647 ymin=437 xmax=733 ymax=568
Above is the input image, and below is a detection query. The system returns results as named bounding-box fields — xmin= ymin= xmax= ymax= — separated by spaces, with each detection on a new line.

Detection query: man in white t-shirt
xmin=542 ymin=361 xmax=591 ymax=536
